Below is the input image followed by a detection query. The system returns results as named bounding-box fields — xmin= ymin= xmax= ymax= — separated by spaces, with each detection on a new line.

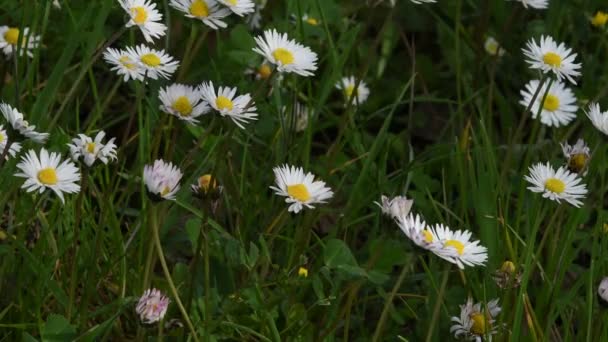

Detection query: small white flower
xmin=585 ymin=103 xmax=608 ymax=136
xmin=599 ymin=278 xmax=608 ymax=303
xmin=131 ymin=45 xmax=179 ymax=80
xmin=0 ymin=125 xmax=22 ymax=159
xmin=509 ymin=0 xmax=549 ymax=9
xmin=561 ymin=139 xmax=590 ymax=174
xmin=143 ymin=159 xmax=183 ymax=201
xmin=0 ymin=102 xmax=49 ymax=143
xmin=432 ymin=224 xmax=488 ymax=269
xmin=336 ymin=76 xmax=370 ymax=106
xmin=375 ymin=195 xmax=414 ymax=218
xmin=270 ymin=164 xmax=333 ymax=214
xmin=169 ymin=0 xmax=231 ymax=29
xmin=484 ymin=36 xmax=505 ymax=56
xmin=103 ymin=47 xmax=145 ymax=82
xmin=119 ymin=0 xmax=167 ymax=43
xmin=200 ymin=81 xmax=257 ymax=129
xmin=159 ymin=84 xmax=210 ymax=124
xmin=450 ymin=298 xmax=502 ymax=341
xmin=524 ymin=162 xmax=587 ymax=207
xmin=217 ymin=0 xmax=255 ymax=16
xmin=394 ymin=214 xmax=442 ymax=251
xmin=14 ymin=148 xmax=81 ymax=204
xmin=136 ymin=288 xmax=170 ymax=324
xmin=67 ymin=131 xmax=118 ymax=167
xmin=253 ymin=29 xmax=318 ymax=77
xmin=519 ymin=79 xmax=578 ymax=127
xmin=0 ymin=26 xmax=40 ymax=58
xmin=522 ymin=35 xmax=581 ymax=84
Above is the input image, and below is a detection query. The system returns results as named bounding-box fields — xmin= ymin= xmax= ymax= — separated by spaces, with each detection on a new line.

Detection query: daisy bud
xmin=136 ymin=288 xmax=170 ymax=324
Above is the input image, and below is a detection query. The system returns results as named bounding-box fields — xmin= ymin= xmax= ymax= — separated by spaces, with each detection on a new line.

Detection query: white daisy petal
xmin=270 ymin=164 xmax=333 ymax=214
xmin=585 ymin=103 xmax=608 ymax=136
xmin=0 ymin=125 xmax=21 ymax=159
xmin=169 ymin=0 xmax=231 ymax=29
xmin=509 ymin=0 xmax=548 ymax=9
xmin=0 ymin=103 xmax=49 ymax=144
xmin=103 ymin=47 xmax=145 ymax=82
xmin=143 ymin=159 xmax=183 ymax=201
xmin=217 ymin=0 xmax=255 ymax=16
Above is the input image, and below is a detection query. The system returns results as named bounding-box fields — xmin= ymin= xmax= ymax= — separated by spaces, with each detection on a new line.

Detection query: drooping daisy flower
xmin=143 ymin=159 xmax=183 ymax=201
xmin=484 ymin=36 xmax=505 ymax=56
xmin=14 ymin=148 xmax=81 ymax=204
xmin=585 ymin=103 xmax=608 ymax=136
xmin=0 ymin=26 xmax=40 ymax=58
xmin=0 ymin=103 xmax=49 ymax=143
xmin=131 ymin=45 xmax=179 ymax=80
xmin=432 ymin=224 xmax=488 ymax=269
xmin=217 ymin=0 xmax=255 ymax=16
xmin=493 ymin=260 xmax=523 ymax=289
xmin=118 ymin=0 xmax=167 ymax=43
xmin=169 ymin=0 xmax=231 ymax=29
xmin=519 ymin=79 xmax=578 ymax=127
xmin=200 ymin=81 xmax=257 ymax=129
xmin=524 ymin=162 xmax=587 ymax=207
xmin=0 ymin=125 xmax=22 ymax=159
xmin=394 ymin=214 xmax=442 ymax=251
xmin=136 ymin=288 xmax=170 ymax=324
xmin=561 ymin=139 xmax=590 ymax=174
xmin=375 ymin=195 xmax=414 ymax=218
xmin=591 ymin=11 xmax=608 ymax=28
xmin=336 ymin=76 xmax=370 ymax=106
xmin=450 ymin=298 xmax=502 ymax=341
xmin=67 ymin=131 xmax=118 ymax=167
xmin=103 ymin=47 xmax=145 ymax=82
xmin=159 ymin=84 xmax=210 ymax=124
xmin=253 ymin=29 xmax=318 ymax=77
xmin=522 ymin=35 xmax=581 ymax=84
xmin=270 ymin=164 xmax=334 ymax=213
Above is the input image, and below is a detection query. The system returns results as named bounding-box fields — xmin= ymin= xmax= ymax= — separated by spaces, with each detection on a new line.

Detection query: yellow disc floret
xmin=287 ymin=184 xmax=311 ymax=202
xmin=272 ymin=48 xmax=295 ymax=65
xmin=38 ymin=168 xmax=58 ymax=185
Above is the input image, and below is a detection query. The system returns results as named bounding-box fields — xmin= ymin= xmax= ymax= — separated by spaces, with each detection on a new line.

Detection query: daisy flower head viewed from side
xmin=523 ymin=35 xmax=581 ymax=84
xmin=200 ymin=81 xmax=257 ymax=129
xmin=525 ymin=162 xmax=587 ymax=207
xmin=143 ymin=159 xmax=183 ymax=201
xmin=519 ymin=79 xmax=578 ymax=127
xmin=561 ymin=139 xmax=590 ymax=174
xmin=375 ymin=195 xmax=414 ymax=218
xmin=336 ymin=76 xmax=370 ymax=106
xmin=118 ymin=0 xmax=167 ymax=43
xmin=270 ymin=164 xmax=333 ymax=214
xmin=484 ymin=36 xmax=505 ymax=56
xmin=585 ymin=103 xmax=608 ymax=136
xmin=0 ymin=125 xmax=22 ymax=159
xmin=14 ymin=148 xmax=81 ymax=204
xmin=132 ymin=45 xmax=179 ymax=80
xmin=0 ymin=102 xmax=49 ymax=143
xmin=394 ymin=214 xmax=442 ymax=251
xmin=450 ymin=298 xmax=502 ymax=341
xmin=159 ymin=84 xmax=210 ymax=124
xmin=169 ymin=0 xmax=231 ymax=29
xmin=67 ymin=131 xmax=118 ymax=167
xmin=103 ymin=47 xmax=144 ymax=82
xmin=217 ymin=0 xmax=255 ymax=16
xmin=432 ymin=224 xmax=488 ymax=269
xmin=136 ymin=288 xmax=170 ymax=324
xmin=0 ymin=26 xmax=40 ymax=58
xmin=253 ymin=29 xmax=318 ymax=77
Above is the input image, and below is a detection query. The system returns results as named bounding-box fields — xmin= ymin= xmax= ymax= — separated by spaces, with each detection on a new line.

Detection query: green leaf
xmin=323 ymin=239 xmax=358 ymax=268
xmin=41 ymin=314 xmax=76 ymax=342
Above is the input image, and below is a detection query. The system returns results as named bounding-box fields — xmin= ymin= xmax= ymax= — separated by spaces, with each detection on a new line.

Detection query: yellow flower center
xmin=287 ymin=184 xmax=311 ymax=202
xmin=422 ymin=230 xmax=433 ymax=243
xmin=486 ymin=42 xmax=498 ymax=55
xmin=569 ymin=153 xmax=587 ymax=172
xmin=216 ymin=96 xmax=234 ymax=111
xmin=592 ymin=11 xmax=608 ymax=27
xmin=131 ymin=6 xmax=148 ymax=25
xmin=298 ymin=267 xmax=308 ymax=278
xmin=161 ymin=186 xmax=171 ymax=196
xmin=257 ymin=64 xmax=272 ymax=79
xmin=86 ymin=142 xmax=96 ymax=154
xmin=470 ymin=312 xmax=487 ymax=335
xmin=545 ymin=178 xmax=566 ymax=194
xmin=173 ymin=96 xmax=193 ymax=116
xmin=37 ymin=168 xmax=58 ymax=185
xmin=0 ymin=132 xmax=4 ymax=143
xmin=189 ymin=0 xmax=209 ymax=17
xmin=227 ymin=0 xmax=237 ymax=5
xmin=542 ymin=94 xmax=560 ymax=111
xmin=542 ymin=52 xmax=562 ymax=67
xmin=344 ymin=85 xmax=357 ymax=98
xmin=500 ymin=260 xmax=516 ymax=274
xmin=444 ymin=239 xmax=465 ymax=255
xmin=119 ymin=56 xmax=136 ymax=70
xmin=140 ymin=53 xmax=161 ymax=67
xmin=4 ymin=28 xmax=19 ymax=45
xmin=272 ymin=48 xmax=295 ymax=65
xmin=198 ymin=174 xmax=216 ymax=192
xmin=306 ymin=17 xmax=319 ymax=26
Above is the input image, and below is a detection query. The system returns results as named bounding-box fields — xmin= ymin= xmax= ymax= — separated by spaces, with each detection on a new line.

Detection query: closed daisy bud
xmin=143 ymin=159 xmax=183 ymax=201
xmin=450 ymin=298 xmax=502 ymax=340
xmin=298 ymin=267 xmax=308 ymax=278
xmin=591 ymin=11 xmax=608 ymax=27
xmin=522 ymin=35 xmax=581 ymax=85
xmin=524 ymin=162 xmax=588 ymax=207
xmin=67 ymin=131 xmax=118 ymax=167
xmin=484 ymin=36 xmax=505 ymax=56
xmin=191 ymin=174 xmax=221 ymax=197
xmin=519 ymin=79 xmax=578 ymax=127
xmin=253 ymin=29 xmax=318 ymax=77
xmin=136 ymin=288 xmax=170 ymax=324
xmin=159 ymin=84 xmax=210 ymax=124
xmin=493 ymin=260 xmax=523 ymax=289
xmin=169 ymin=0 xmax=231 ymax=29
xmin=585 ymin=103 xmax=608 ymax=137
xmin=0 ymin=26 xmax=40 ymax=58
xmin=0 ymin=103 xmax=49 ymax=144
xmin=0 ymin=125 xmax=22 ymax=159
xmin=336 ymin=76 xmax=370 ymax=106
xmin=561 ymin=139 xmax=590 ymax=175
xmin=270 ymin=164 xmax=333 ymax=214
xmin=375 ymin=195 xmax=413 ymax=218
xmin=119 ymin=0 xmax=167 ymax=43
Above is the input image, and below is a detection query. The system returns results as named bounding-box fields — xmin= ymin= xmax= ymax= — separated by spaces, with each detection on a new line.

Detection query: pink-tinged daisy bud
xmin=143 ymin=159 xmax=183 ymax=201
xmin=136 ymin=288 xmax=170 ymax=324
xmin=375 ymin=195 xmax=413 ymax=219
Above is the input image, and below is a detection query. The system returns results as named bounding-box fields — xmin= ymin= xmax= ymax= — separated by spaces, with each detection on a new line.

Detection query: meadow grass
xmin=1 ymin=0 xmax=608 ymax=340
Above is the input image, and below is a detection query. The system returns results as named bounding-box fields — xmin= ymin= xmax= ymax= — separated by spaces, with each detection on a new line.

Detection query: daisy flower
xmin=298 ymin=14 xmax=321 ymax=26
xmin=336 ymin=76 xmax=370 ymax=106
xmin=0 ymin=125 xmax=22 ymax=159
xmin=432 ymin=224 xmax=488 ymax=269
xmin=450 ymin=298 xmax=502 ymax=342
xmin=143 ymin=159 xmax=183 ymax=201
xmin=136 ymin=288 xmax=170 ymax=324
xmin=484 ymin=36 xmax=505 ymax=56
xmin=0 ymin=26 xmax=40 ymax=58
xmin=67 ymin=131 xmax=118 ymax=167
xmin=599 ymin=278 xmax=608 ymax=303
xmin=592 ymin=11 xmax=608 ymax=28
xmin=375 ymin=195 xmax=414 ymax=218
xmin=14 ymin=148 xmax=81 ymax=204
xmin=118 ymin=0 xmax=167 ymax=43
xmin=524 ymin=162 xmax=587 ymax=207
xmin=270 ymin=164 xmax=333 ymax=214
xmin=561 ymin=139 xmax=590 ymax=174
xmin=103 ymin=47 xmax=145 ymax=82
xmin=585 ymin=103 xmax=608 ymax=136
xmin=132 ymin=45 xmax=179 ymax=80
xmin=253 ymin=29 xmax=318 ymax=77
xmin=0 ymin=103 xmax=49 ymax=143
xmin=200 ymin=81 xmax=257 ymax=129
xmin=245 ymin=62 xmax=273 ymax=80
xmin=191 ymin=174 xmax=218 ymax=195
xmin=519 ymin=79 xmax=578 ymax=127
xmin=394 ymin=214 xmax=442 ymax=251
xmin=159 ymin=84 xmax=210 ymax=124
xmin=169 ymin=0 xmax=231 ymax=29
xmin=522 ymin=35 xmax=581 ymax=84
xmin=217 ymin=0 xmax=255 ymax=16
